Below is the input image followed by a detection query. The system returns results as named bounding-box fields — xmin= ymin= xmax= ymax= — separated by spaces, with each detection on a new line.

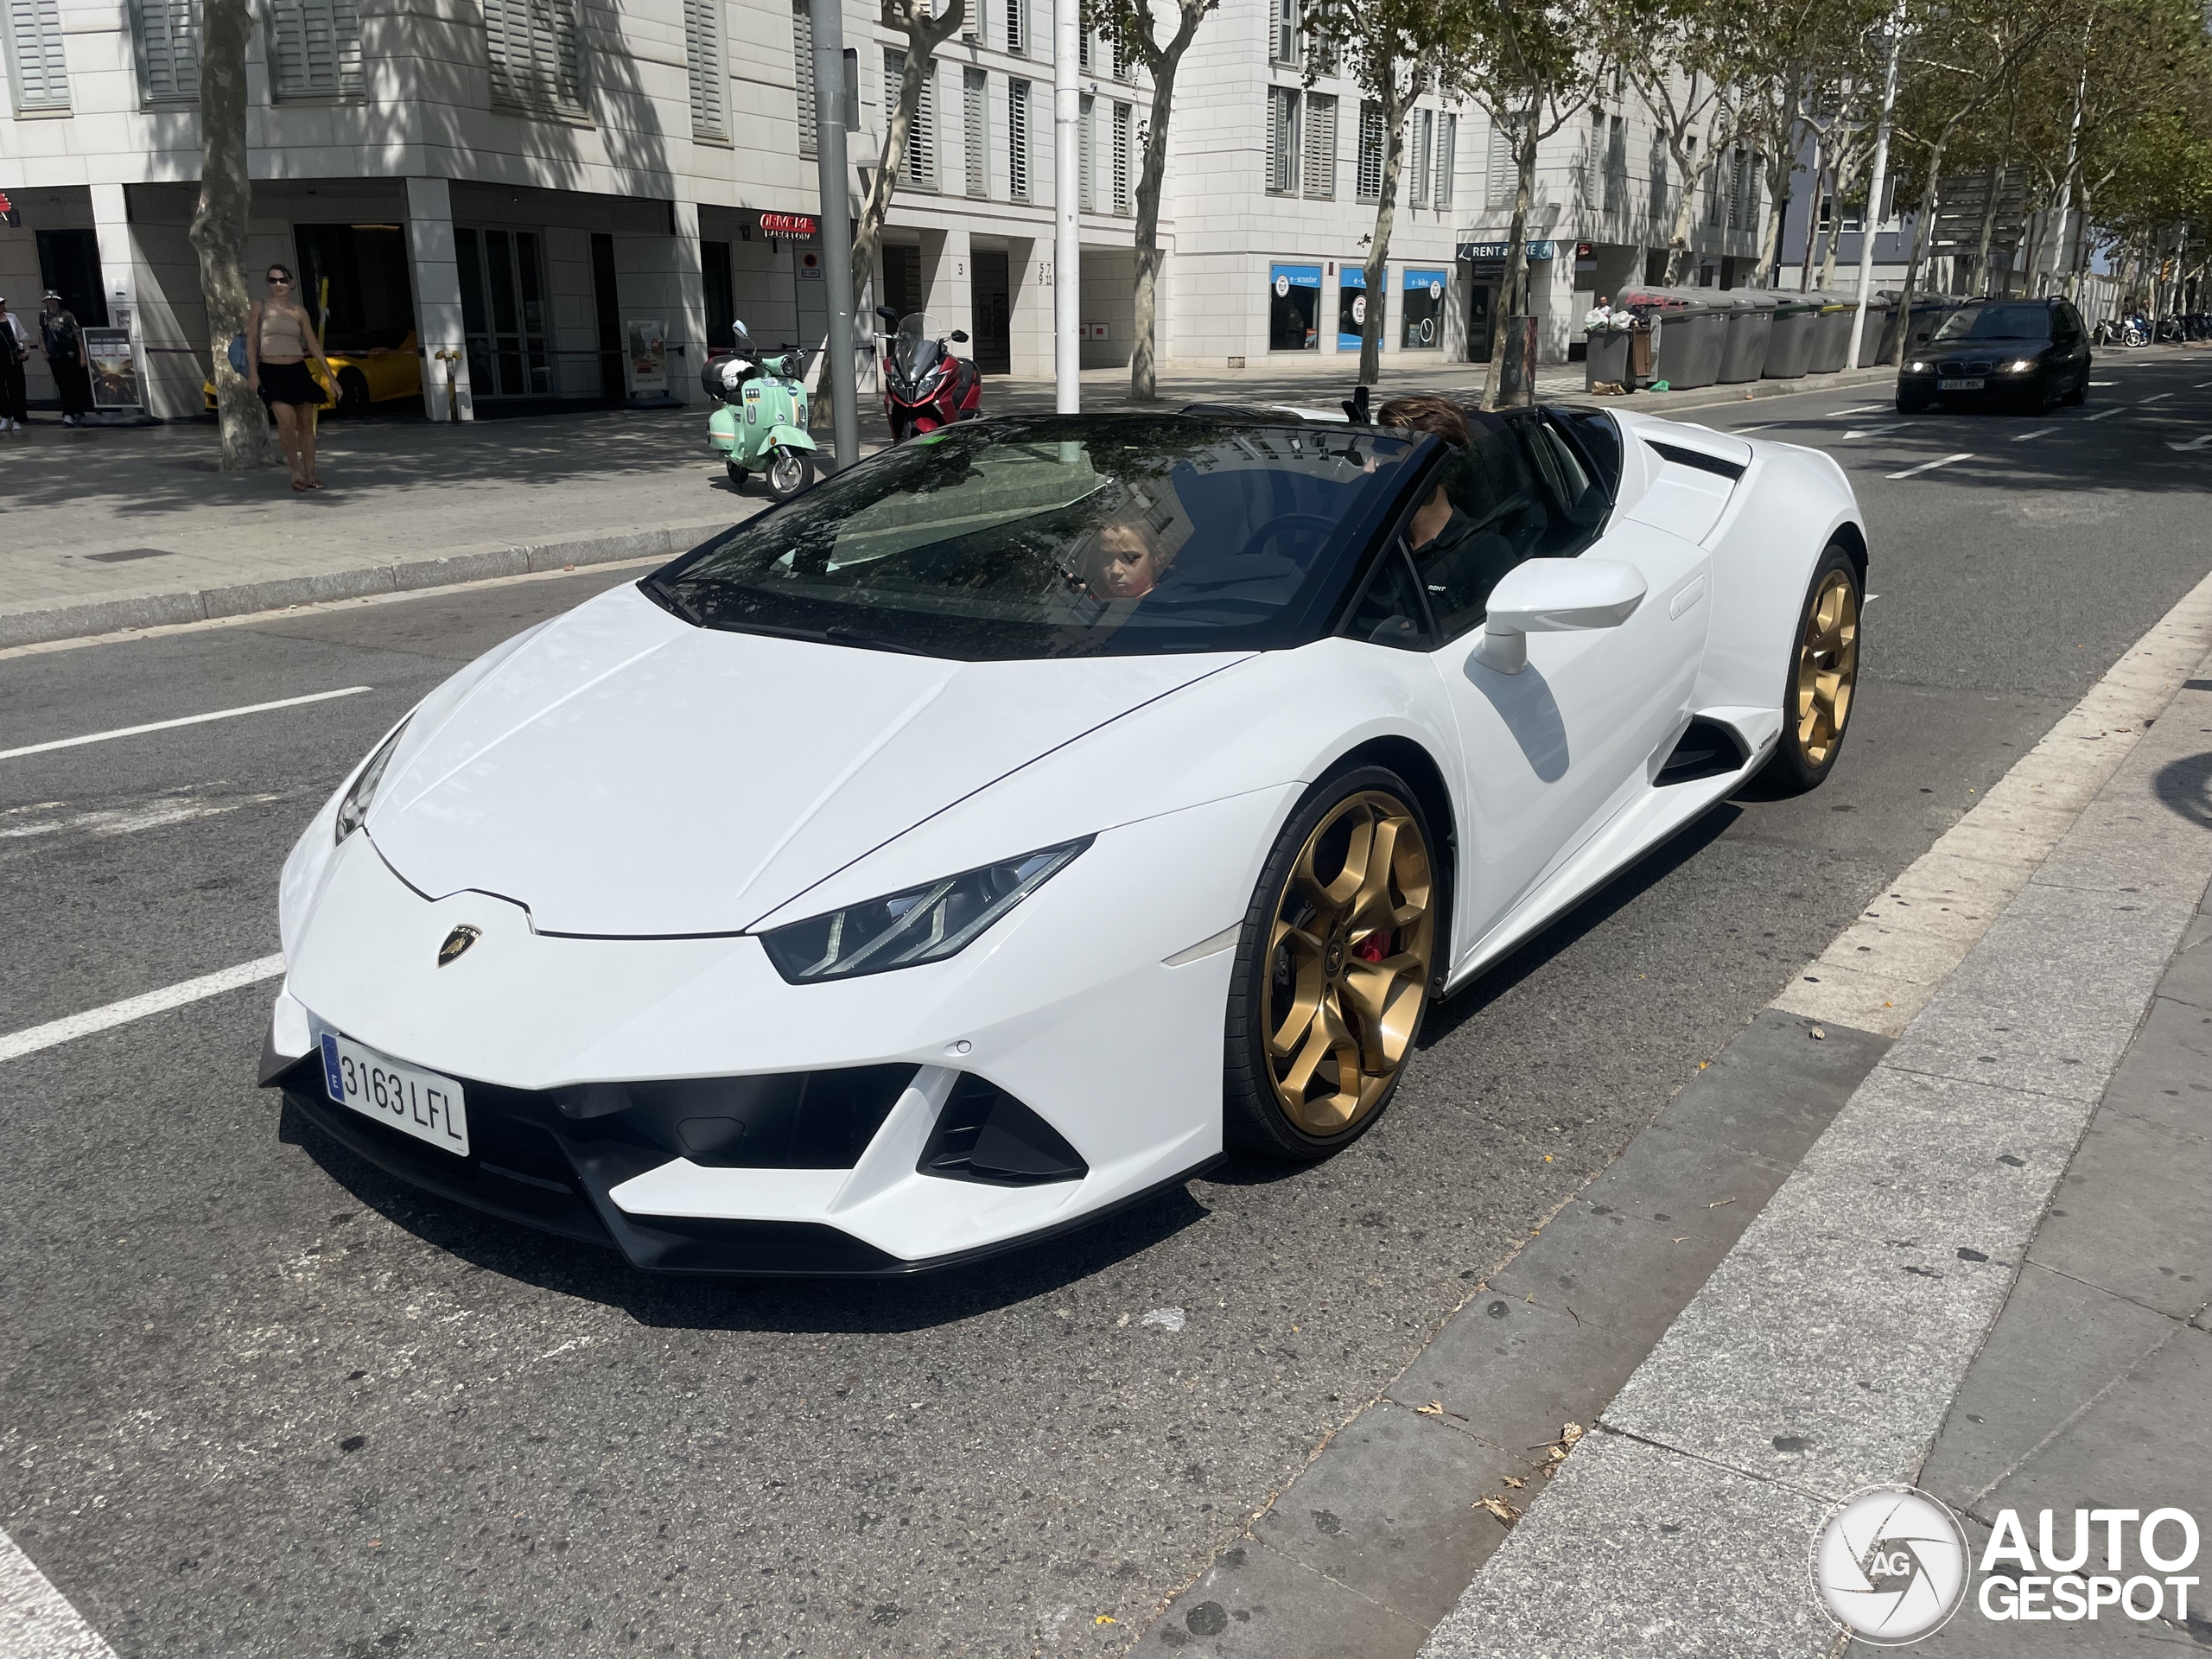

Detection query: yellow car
xmin=202 ymin=330 xmax=423 ymax=417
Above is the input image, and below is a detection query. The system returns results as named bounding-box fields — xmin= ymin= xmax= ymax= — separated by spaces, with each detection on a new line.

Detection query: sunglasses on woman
xmin=267 ymin=276 xmax=291 ymax=287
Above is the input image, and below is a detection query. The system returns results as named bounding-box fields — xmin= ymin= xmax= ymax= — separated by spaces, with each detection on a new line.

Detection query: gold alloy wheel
xmin=1794 ymin=569 xmax=1859 ymax=768
xmin=1261 ymin=791 xmax=1436 ymax=1138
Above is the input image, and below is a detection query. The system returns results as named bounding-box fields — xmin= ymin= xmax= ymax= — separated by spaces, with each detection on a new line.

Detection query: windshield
xmin=1932 ymin=304 xmax=2053 ymax=343
xmin=648 ymin=416 xmax=1422 ymax=660
xmin=894 ymin=313 xmax=943 ymax=381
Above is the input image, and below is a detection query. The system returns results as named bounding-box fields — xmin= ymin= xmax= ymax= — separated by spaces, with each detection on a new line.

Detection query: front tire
xmin=1763 ymin=542 xmax=1861 ymax=794
xmin=765 ymin=447 xmax=814 ymax=499
xmin=335 ymin=368 xmax=371 ymax=417
xmin=1896 ymin=391 xmax=1931 ymax=414
xmin=1224 ymin=767 xmax=1442 ymax=1160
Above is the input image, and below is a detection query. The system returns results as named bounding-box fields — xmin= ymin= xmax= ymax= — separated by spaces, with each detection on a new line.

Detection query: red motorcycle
xmin=877 ymin=307 xmax=982 ymax=439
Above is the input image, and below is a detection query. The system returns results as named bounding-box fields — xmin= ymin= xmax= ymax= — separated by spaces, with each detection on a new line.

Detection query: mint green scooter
xmin=703 ymin=322 xmax=817 ymax=499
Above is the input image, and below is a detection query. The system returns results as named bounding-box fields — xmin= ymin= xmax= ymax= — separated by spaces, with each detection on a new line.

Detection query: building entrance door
xmin=1465 ymin=278 xmax=1498 ymax=363
xmin=455 ymin=227 xmax=550 ymax=397
xmin=972 ymin=249 xmax=1011 ymax=373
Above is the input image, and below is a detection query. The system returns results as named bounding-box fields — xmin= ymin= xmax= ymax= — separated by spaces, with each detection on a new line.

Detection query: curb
xmin=0 ymin=521 xmax=734 ymax=652
xmin=1550 ymin=362 xmax=1898 ymax=414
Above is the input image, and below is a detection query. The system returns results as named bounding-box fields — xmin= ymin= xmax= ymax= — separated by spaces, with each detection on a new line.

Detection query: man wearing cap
xmin=0 ymin=294 xmax=30 ymax=431
xmin=40 ymin=290 xmax=92 ymax=426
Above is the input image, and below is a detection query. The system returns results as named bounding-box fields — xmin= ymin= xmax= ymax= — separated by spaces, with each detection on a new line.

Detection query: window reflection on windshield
xmin=1932 ymin=305 xmax=2053 ymax=342
xmin=655 ymin=416 xmax=1419 ymax=660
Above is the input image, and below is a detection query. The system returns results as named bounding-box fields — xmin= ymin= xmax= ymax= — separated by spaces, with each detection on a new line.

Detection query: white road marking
xmin=2082 ymin=407 xmax=2122 ymax=421
xmin=2169 ymin=434 xmax=2212 ymax=453
xmin=0 ymin=955 xmax=285 ymax=1065
xmin=1887 ymin=452 xmax=1974 ymax=480
xmin=0 ymin=1523 xmax=120 ymax=1657
xmin=2140 ymin=391 xmax=2170 ymax=404
xmin=0 ymin=686 xmax=372 ymax=762
xmin=0 ymin=792 xmax=277 ymax=841
xmin=2012 ymin=427 xmax=2058 ymax=442
xmin=1842 ymin=423 xmax=1915 ymax=440
xmin=1830 ymin=404 xmax=1891 ymax=417
xmin=1731 ymin=423 xmax=1778 ymax=434
xmin=2090 ymin=379 xmax=2117 ymax=385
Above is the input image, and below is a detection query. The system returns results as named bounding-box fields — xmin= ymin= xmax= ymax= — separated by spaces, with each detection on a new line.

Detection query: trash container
xmin=1887 ymin=291 xmax=1961 ymax=365
xmin=1584 ymin=327 xmax=1633 ymax=389
xmin=1854 ymin=292 xmax=1894 ymax=366
xmin=1620 ymin=287 xmax=1726 ymax=391
xmin=1807 ymin=291 xmax=1859 ymax=373
xmin=1764 ymin=293 xmax=1820 ymax=378
xmin=1719 ymin=290 xmax=1777 ymax=382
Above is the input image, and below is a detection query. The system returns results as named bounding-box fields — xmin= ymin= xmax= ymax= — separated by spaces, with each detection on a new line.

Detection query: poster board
xmin=626 ymin=321 xmax=668 ymax=395
xmin=83 ymin=328 xmax=141 ymax=410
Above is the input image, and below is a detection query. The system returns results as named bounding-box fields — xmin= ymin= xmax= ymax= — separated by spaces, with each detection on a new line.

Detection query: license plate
xmin=1938 ymin=378 xmax=1984 ymax=391
xmin=320 ymin=1032 xmax=469 ymax=1158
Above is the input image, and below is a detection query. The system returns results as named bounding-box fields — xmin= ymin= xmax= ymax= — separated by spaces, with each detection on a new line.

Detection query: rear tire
xmin=1224 ymin=766 xmax=1443 ymax=1161
xmin=335 ymin=368 xmax=371 ymax=418
xmin=1763 ymin=542 xmax=1861 ymax=795
xmin=725 ymin=459 xmax=747 ymax=488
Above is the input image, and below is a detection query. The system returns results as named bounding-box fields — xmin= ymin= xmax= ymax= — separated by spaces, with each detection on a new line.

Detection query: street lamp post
xmin=1054 ymin=0 xmax=1081 ymax=413
xmin=811 ymin=0 xmax=861 ymax=470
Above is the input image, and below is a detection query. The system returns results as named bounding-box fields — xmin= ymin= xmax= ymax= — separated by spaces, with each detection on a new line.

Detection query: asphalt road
xmin=3 ymin=350 xmax=2208 ymax=1658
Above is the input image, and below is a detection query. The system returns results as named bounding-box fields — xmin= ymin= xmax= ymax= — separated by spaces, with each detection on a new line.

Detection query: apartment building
xmin=0 ymin=0 xmax=1773 ymax=421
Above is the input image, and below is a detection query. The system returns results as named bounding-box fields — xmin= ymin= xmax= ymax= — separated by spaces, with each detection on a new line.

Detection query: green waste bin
xmin=1764 ymin=294 xmax=1820 ymax=378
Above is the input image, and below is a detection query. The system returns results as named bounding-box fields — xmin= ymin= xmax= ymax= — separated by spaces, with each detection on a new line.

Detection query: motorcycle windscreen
xmin=895 ymin=314 xmax=945 ymax=383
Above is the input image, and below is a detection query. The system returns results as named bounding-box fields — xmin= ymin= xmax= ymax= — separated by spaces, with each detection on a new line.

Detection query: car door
xmin=1403 ymin=416 xmax=1711 ymax=962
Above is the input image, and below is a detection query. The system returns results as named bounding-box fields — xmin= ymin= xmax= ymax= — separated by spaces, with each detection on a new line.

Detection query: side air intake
xmin=1655 ymin=717 xmax=1751 ymax=786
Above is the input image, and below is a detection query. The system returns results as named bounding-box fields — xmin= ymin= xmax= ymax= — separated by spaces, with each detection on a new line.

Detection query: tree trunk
xmin=188 ymin=0 xmax=269 ymax=470
xmin=1480 ymin=119 xmax=1539 ymax=410
xmin=1971 ymin=156 xmax=2004 ymax=296
xmin=849 ymin=0 xmax=965 ymax=316
xmin=1128 ymin=3 xmax=1204 ymax=402
xmin=1660 ymin=131 xmax=1711 ymax=285
xmin=1798 ymin=143 xmax=1825 ymax=291
xmin=1358 ymin=73 xmax=1410 ymax=387
xmin=1879 ymin=156 xmax=1945 ymax=363
xmin=1819 ymin=143 xmax=1864 ymax=289
xmin=1758 ymin=138 xmax=1795 ymax=285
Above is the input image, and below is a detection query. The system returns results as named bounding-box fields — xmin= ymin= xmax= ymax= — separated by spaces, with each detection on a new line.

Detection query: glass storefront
xmin=1268 ymin=263 xmax=1320 ymax=352
xmin=455 ymin=226 xmax=551 ymax=397
xmin=1402 ymin=268 xmax=1446 ymax=349
xmin=1337 ymin=265 xmax=1382 ymax=351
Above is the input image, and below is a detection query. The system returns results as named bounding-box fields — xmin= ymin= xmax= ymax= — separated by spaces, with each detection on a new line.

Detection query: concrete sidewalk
xmin=0 ymin=359 xmax=1896 ymax=651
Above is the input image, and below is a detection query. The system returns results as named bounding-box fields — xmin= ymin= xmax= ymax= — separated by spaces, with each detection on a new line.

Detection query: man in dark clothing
xmin=40 ymin=291 xmax=92 ymax=425
xmin=1376 ymin=394 xmax=1538 ymax=636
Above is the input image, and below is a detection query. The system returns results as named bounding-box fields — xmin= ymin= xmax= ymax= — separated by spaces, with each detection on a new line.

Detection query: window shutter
xmin=1007 ymin=76 xmax=1029 ymax=199
xmin=791 ymin=0 xmax=815 ymax=155
xmin=1604 ymin=114 xmax=1624 ymax=214
xmin=135 ymin=0 xmax=200 ymax=102
xmin=1002 ymin=0 xmax=1020 ymax=54
xmin=1485 ymin=119 xmax=1513 ymax=211
xmin=4 ymin=0 xmax=73 ymax=109
xmin=887 ymin=49 xmax=937 ymax=189
xmin=1301 ymin=92 xmax=1334 ymax=200
xmin=1356 ymin=99 xmax=1382 ymax=203
xmin=683 ymin=0 xmax=727 ymax=137
xmin=486 ymin=0 xmax=584 ymax=117
xmin=270 ymin=0 xmax=364 ymax=98
xmin=1433 ymin=111 xmax=1454 ymax=209
xmin=1112 ymin=99 xmax=1131 ymax=213
xmin=1079 ymin=92 xmax=1094 ymax=210
xmin=1409 ymin=108 xmax=1432 ymax=207
xmin=964 ymin=67 xmax=988 ymax=196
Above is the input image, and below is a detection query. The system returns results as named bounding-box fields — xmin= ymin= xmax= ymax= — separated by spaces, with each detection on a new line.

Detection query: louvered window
xmin=1604 ymin=114 xmax=1624 ymax=215
xmin=964 ymin=68 xmax=988 ymax=196
xmin=1301 ymin=92 xmax=1335 ymax=200
xmin=887 ymin=49 xmax=937 ymax=190
xmin=270 ymin=0 xmax=363 ymax=97
xmin=1079 ymin=92 xmax=1095 ymax=210
xmin=1007 ymin=77 xmax=1030 ymax=200
xmin=1111 ymin=99 xmax=1131 ymax=213
xmin=684 ymin=0 xmax=727 ymax=138
xmin=485 ymin=0 xmax=584 ymax=118
xmin=1409 ymin=108 xmax=1432 ymax=207
xmin=961 ymin=0 xmax=978 ymax=43
xmin=1581 ymin=110 xmax=1603 ymax=209
xmin=1077 ymin=25 xmax=1087 ymax=68
xmin=133 ymin=0 xmax=200 ymax=103
xmin=1271 ymin=0 xmax=1297 ymax=67
xmin=1002 ymin=0 xmax=1021 ymax=54
xmin=1355 ymin=99 xmax=1382 ymax=203
xmin=791 ymin=0 xmax=815 ymax=154
xmin=1485 ymin=119 xmax=1513 ymax=211
xmin=1266 ymin=86 xmax=1299 ymax=196
xmin=1433 ymin=111 xmax=1455 ymax=209
xmin=3 ymin=0 xmax=73 ymax=110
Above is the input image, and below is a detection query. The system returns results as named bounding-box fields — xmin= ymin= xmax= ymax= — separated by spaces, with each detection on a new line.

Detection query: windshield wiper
xmin=823 ymin=626 xmax=937 ymax=657
xmin=641 ymin=576 xmax=702 ymax=625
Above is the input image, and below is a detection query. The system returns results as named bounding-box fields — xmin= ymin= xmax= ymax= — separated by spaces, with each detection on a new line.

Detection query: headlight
xmin=334 ymin=718 xmax=410 ymax=844
xmin=1908 ymin=359 xmax=1930 ymax=373
xmin=2002 ymin=359 xmax=2037 ymax=373
xmin=758 ymin=839 xmax=1092 ymax=982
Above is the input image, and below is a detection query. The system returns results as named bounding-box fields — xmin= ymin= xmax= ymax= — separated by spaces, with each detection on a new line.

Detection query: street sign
xmin=761 ymin=213 xmax=817 ymax=238
xmin=1457 ymin=240 xmax=1555 ymax=263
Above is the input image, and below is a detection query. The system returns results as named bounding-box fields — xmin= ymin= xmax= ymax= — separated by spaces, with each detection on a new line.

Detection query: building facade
xmin=1 ymin=0 xmax=1783 ymax=421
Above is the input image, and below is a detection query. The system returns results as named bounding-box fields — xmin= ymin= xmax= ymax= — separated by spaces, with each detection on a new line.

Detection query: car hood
xmin=365 ymin=583 xmax=1245 ymax=937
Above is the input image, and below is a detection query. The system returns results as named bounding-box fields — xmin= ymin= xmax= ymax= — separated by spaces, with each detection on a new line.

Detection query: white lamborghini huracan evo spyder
xmin=264 ymin=404 xmax=1864 ymax=1275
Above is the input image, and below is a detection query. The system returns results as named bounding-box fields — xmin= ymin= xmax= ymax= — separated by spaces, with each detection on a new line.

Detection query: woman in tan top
xmin=247 ymin=264 xmax=337 ymax=490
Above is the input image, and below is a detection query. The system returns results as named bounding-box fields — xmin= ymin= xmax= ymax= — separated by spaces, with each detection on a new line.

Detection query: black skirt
xmin=257 ymin=359 xmax=325 ymax=409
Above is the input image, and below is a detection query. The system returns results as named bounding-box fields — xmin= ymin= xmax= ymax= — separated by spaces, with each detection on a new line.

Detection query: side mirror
xmin=950 ymin=328 xmax=969 ymax=344
xmin=1472 ymin=558 xmax=1646 ymax=675
xmin=876 ymin=305 xmax=899 ymax=325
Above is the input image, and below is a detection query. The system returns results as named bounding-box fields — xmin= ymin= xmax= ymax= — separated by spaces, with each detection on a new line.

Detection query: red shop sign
xmin=760 ymin=213 xmax=817 ymax=238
